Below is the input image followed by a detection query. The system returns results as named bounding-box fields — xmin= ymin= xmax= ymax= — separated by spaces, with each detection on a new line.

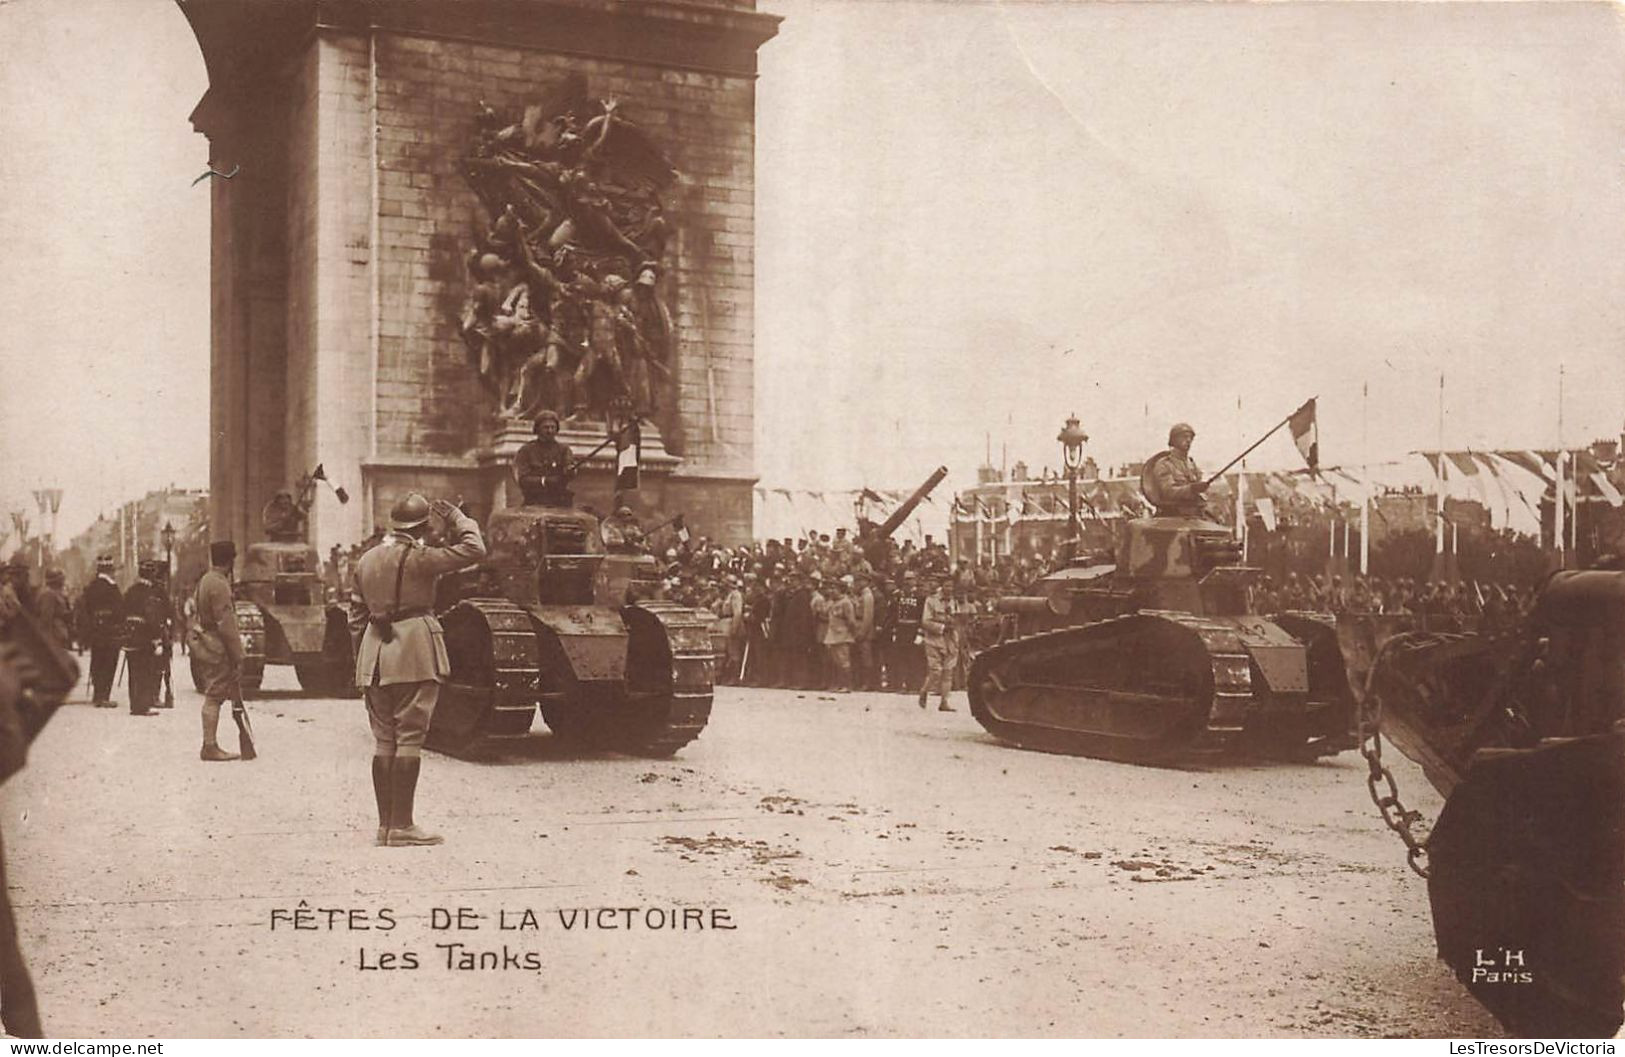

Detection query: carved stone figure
xmin=459 ymin=75 xmax=679 ymax=428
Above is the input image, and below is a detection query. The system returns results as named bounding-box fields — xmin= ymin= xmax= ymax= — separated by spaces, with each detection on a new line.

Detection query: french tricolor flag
xmin=616 ymin=419 xmax=641 ymax=492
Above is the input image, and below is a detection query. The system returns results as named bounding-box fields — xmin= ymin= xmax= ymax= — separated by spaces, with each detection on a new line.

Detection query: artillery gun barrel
xmin=874 ymin=466 xmax=949 ymax=541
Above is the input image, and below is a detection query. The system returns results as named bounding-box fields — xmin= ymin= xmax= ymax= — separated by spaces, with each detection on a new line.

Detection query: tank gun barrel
xmin=872 ymin=466 xmax=949 ymax=541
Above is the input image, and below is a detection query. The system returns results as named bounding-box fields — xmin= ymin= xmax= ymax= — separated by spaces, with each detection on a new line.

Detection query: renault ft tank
xmin=1342 ymin=568 xmax=1624 ymax=1038
xmin=198 ymin=540 xmax=355 ymax=697
xmin=968 ymin=511 xmax=1356 ymax=762
xmin=427 ymin=502 xmax=714 ymax=757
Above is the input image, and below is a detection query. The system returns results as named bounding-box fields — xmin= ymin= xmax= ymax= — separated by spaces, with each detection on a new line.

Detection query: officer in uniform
xmin=34 ymin=571 xmax=72 ymax=652
xmin=120 ymin=560 xmax=169 ymax=716
xmin=1143 ymin=422 xmax=1208 ymax=516
xmin=514 ymin=409 xmax=573 ymax=506
xmin=349 ymin=494 xmax=486 ymax=847
xmin=79 ymin=556 xmax=123 ymax=706
xmin=889 ymin=572 xmax=924 ymax=694
xmin=193 ymin=542 xmax=244 ymax=760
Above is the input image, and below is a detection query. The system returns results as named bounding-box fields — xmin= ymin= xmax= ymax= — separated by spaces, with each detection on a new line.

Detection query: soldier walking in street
xmin=349 ymin=494 xmax=486 ymax=847
xmin=918 ymin=577 xmax=957 ymax=712
xmin=192 ymin=542 xmax=244 ymax=760
xmin=121 ymin=560 xmax=169 ymax=717
xmin=79 ymin=556 xmax=122 ymax=706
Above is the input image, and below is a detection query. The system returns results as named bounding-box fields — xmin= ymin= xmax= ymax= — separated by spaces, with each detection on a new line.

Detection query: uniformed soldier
xmin=34 ymin=571 xmax=72 ymax=652
xmin=192 ymin=542 xmax=244 ymax=760
xmin=121 ymin=560 xmax=169 ymax=717
xmin=514 ymin=409 xmax=573 ymax=506
xmin=79 ymin=556 xmax=123 ymax=706
xmin=601 ymin=505 xmax=645 ymax=553
xmin=889 ymin=572 xmax=924 ymax=693
xmin=349 ymin=494 xmax=486 ymax=847
xmin=1143 ymin=423 xmax=1209 ymax=516
xmin=918 ymin=577 xmax=956 ymax=711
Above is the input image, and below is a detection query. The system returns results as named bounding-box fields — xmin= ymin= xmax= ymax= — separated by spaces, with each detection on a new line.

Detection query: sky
xmin=2 ymin=0 xmax=1624 ymax=544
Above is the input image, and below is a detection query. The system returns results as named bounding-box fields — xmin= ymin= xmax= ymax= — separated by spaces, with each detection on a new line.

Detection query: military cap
xmin=1168 ymin=422 xmax=1196 ymax=444
xmin=209 ymin=540 xmax=237 ymax=566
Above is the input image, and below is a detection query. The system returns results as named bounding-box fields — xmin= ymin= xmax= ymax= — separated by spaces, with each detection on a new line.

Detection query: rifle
xmin=160 ymin=634 xmax=174 ymax=709
xmin=230 ymin=675 xmax=257 ymax=761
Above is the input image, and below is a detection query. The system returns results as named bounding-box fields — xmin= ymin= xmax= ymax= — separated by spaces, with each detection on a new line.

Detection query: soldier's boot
xmin=385 ymin=757 xmax=443 ymax=847
xmin=372 ymin=756 xmax=393 ymax=846
xmin=199 ymin=699 xmax=239 ymax=762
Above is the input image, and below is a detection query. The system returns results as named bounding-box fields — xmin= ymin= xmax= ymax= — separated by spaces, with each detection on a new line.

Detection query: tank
xmin=427 ymin=502 xmax=714 ymax=757
xmin=190 ymin=541 xmax=356 ymax=697
xmin=967 ymin=514 xmax=1356 ymax=761
xmin=1341 ymin=569 xmax=1624 ymax=1038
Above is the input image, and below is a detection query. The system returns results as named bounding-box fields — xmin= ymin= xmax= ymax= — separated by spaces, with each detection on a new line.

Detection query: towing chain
xmin=1358 ymin=636 xmax=1431 ymax=878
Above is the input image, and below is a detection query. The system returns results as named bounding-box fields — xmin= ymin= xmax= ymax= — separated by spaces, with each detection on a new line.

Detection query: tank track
xmin=609 ymin=601 xmax=714 ymax=757
xmin=967 ymin=614 xmax=1223 ymax=762
xmin=429 ymin=599 xmax=541 ymax=756
xmin=232 ymin=602 xmax=267 ymax=694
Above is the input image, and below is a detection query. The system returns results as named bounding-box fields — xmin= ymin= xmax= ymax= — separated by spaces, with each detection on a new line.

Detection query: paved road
xmin=2 ymin=659 xmax=1501 ymax=1038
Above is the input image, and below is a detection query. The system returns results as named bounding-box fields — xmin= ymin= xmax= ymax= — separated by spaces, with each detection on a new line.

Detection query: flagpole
xmin=1234 ymin=396 xmax=1246 ymax=545
xmin=1555 ymin=364 xmax=1566 ymax=560
xmin=1436 ymin=373 xmax=1446 ymax=557
xmin=1360 ymin=381 xmax=1370 ymax=576
xmin=1204 ymin=398 xmax=1316 ymax=486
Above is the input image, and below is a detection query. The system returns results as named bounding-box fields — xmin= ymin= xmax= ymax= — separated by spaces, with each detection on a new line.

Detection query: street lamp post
xmin=1056 ymin=414 xmax=1089 ymax=560
xmin=161 ymin=520 xmax=177 ymax=593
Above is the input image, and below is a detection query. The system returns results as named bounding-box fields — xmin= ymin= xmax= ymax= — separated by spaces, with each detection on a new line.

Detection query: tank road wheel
xmin=425 ymin=600 xmax=540 ymax=757
xmin=965 ymin=617 xmax=1210 ymax=762
xmin=616 ymin=602 xmax=715 ymax=758
xmin=294 ymin=609 xmax=360 ymax=698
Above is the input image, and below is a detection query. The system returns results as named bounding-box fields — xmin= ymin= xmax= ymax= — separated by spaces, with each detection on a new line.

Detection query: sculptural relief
xmin=459 ymin=75 xmax=679 ymax=435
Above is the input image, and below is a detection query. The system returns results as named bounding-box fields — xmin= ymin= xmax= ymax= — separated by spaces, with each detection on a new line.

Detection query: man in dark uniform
xmin=349 ymin=494 xmax=486 ymax=847
xmin=193 ymin=542 xmax=244 ymax=760
xmin=889 ymin=572 xmax=924 ymax=694
xmin=35 ymin=570 xmax=73 ymax=652
xmin=514 ymin=409 xmax=573 ymax=506
xmin=1143 ymin=422 xmax=1209 ymax=516
xmin=121 ymin=560 xmax=169 ymax=716
xmin=79 ymin=556 xmax=122 ymax=706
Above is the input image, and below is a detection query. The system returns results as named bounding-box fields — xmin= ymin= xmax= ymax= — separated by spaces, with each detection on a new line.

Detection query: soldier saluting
xmin=349 ymin=494 xmax=486 ymax=847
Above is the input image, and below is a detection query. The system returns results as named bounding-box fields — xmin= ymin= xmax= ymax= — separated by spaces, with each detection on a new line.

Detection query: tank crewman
xmin=192 ymin=542 xmax=245 ymax=760
xmin=918 ymin=577 xmax=956 ymax=711
xmin=79 ymin=556 xmax=123 ymax=706
xmin=1144 ymin=423 xmax=1208 ymax=517
xmin=35 ymin=571 xmax=73 ymax=651
xmin=514 ymin=409 xmax=574 ymax=506
xmin=349 ymin=494 xmax=486 ymax=847
xmin=601 ymin=505 xmax=645 ymax=553
xmin=120 ymin=560 xmax=169 ymax=717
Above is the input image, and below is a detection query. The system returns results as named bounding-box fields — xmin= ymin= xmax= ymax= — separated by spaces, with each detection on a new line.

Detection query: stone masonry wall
xmin=365 ymin=33 xmax=758 ymax=480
